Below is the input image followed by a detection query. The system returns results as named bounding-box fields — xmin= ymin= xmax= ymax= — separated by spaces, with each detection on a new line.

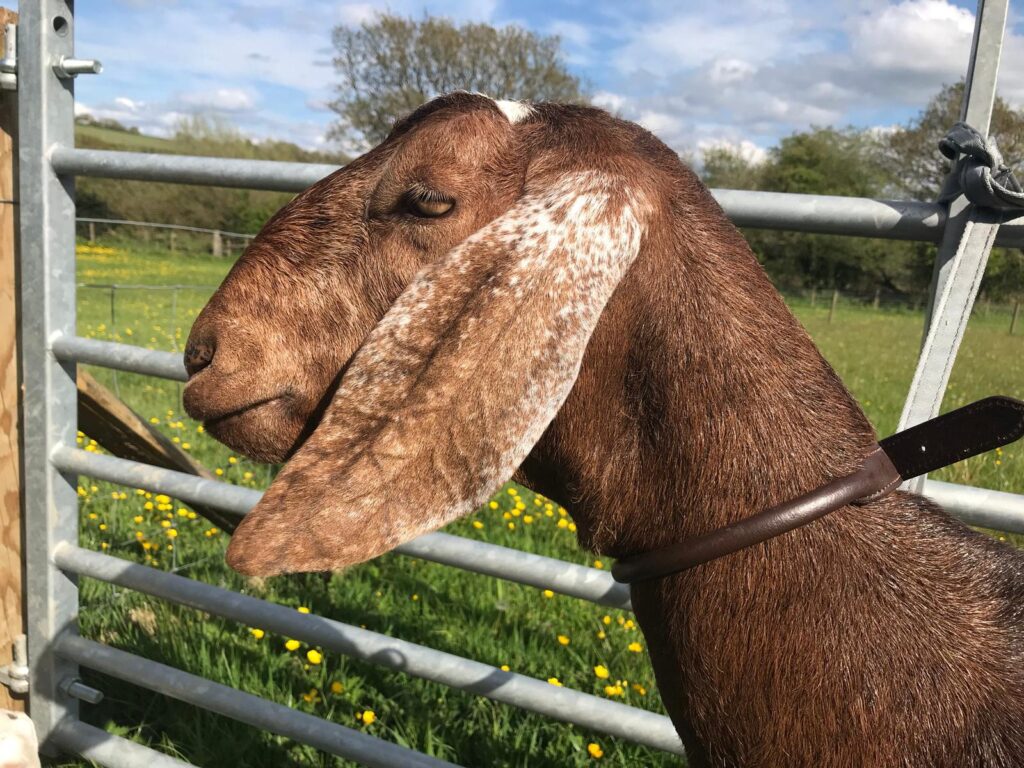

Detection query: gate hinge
xmin=0 ymin=634 xmax=29 ymax=694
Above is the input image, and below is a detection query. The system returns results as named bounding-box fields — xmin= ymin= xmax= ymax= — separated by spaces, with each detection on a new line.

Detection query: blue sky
xmin=46 ymin=0 xmax=1024 ymax=161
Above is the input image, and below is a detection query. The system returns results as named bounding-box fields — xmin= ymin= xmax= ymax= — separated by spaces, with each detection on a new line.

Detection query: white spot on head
xmin=493 ymin=99 xmax=534 ymax=124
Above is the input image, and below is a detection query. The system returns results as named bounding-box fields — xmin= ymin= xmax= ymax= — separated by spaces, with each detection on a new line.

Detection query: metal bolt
xmin=53 ymin=56 xmax=102 ymax=78
xmin=59 ymin=676 xmax=104 ymax=705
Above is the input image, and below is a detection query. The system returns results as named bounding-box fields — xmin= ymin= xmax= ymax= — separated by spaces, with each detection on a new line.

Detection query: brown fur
xmin=184 ymin=93 xmax=1024 ymax=766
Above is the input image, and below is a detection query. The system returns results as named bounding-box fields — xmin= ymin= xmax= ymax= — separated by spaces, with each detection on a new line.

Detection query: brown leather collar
xmin=610 ymin=445 xmax=901 ymax=584
xmin=610 ymin=396 xmax=1024 ymax=585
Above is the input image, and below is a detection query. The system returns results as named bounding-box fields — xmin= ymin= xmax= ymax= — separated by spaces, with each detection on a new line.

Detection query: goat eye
xmin=407 ymin=195 xmax=454 ymax=218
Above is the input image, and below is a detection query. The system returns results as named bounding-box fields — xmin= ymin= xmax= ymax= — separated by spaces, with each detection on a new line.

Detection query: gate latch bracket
xmin=0 ymin=635 xmax=29 ymax=694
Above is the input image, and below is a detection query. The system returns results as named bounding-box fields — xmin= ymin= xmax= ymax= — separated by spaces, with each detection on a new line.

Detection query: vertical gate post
xmin=18 ymin=0 xmax=81 ymax=749
xmin=897 ymin=0 xmax=1009 ymax=492
xmin=0 ymin=8 xmax=22 ymax=714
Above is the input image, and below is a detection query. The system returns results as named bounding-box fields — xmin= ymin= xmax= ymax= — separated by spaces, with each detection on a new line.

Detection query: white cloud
xmin=848 ymin=0 xmax=974 ymax=76
xmin=591 ymin=90 xmax=627 ymax=113
xmin=178 ymin=88 xmax=257 ymax=112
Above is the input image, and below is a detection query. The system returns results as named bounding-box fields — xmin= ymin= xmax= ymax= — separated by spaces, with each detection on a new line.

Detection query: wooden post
xmin=87 ymin=221 xmax=94 ymax=242
xmin=828 ymin=289 xmax=839 ymax=325
xmin=169 ymin=230 xmax=176 ymax=254
xmin=872 ymin=288 xmax=880 ymax=310
xmin=0 ymin=9 xmax=23 ymax=712
xmin=810 ymin=287 xmax=817 ymax=308
xmin=1011 ymin=301 xmax=1021 ymax=336
xmin=211 ymin=230 xmax=223 ymax=257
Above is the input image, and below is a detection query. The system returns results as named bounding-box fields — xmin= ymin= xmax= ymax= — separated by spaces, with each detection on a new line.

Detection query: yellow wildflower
xmin=359 ymin=710 xmax=376 ymax=725
xmin=284 ymin=639 xmax=301 ymax=652
xmin=557 ymin=518 xmax=569 ymax=529
xmin=215 ymin=468 xmax=224 ymax=476
xmin=166 ymin=529 xmax=178 ymax=539
xmin=250 ymin=628 xmax=265 ymax=640
xmin=593 ymin=560 xmax=604 ymax=569
xmin=507 ymin=522 xmax=516 ymax=530
xmin=489 ymin=501 xmax=499 ymax=509
xmin=542 ymin=589 xmax=554 ymax=599
xmin=547 ymin=677 xmax=563 ymax=687
xmin=597 ymin=631 xmax=606 ymax=640
xmin=587 ymin=742 xmax=604 ymax=759
xmin=149 ymin=417 xmax=160 ymax=425
xmin=628 ymin=642 xmax=643 ymax=653
xmin=330 ymin=681 xmax=344 ymax=694
xmin=297 ymin=606 xmax=310 ymax=614
xmin=155 ymin=494 xmax=170 ymax=505
xmin=160 ymin=520 xmax=171 ymax=528
xmin=507 ymin=488 xmax=518 ymax=496
xmin=602 ymin=615 xmax=612 ymax=625
xmin=632 ymin=683 xmax=647 ymax=696
xmin=472 ymin=520 xmax=484 ymax=529
xmin=523 ymin=515 xmax=534 ymax=524
xmin=228 ymin=456 xmax=238 ymax=465
xmin=307 ymin=649 xmax=323 ymax=664
xmin=500 ymin=665 xmax=510 ymax=672
xmin=301 ymin=688 xmax=319 ymax=704
xmin=594 ymin=665 xmax=610 ymax=679
xmin=557 ymin=635 xmax=570 ymax=646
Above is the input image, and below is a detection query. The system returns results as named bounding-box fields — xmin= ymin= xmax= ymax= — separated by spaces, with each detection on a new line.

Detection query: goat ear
xmin=226 ymin=171 xmax=650 ymax=576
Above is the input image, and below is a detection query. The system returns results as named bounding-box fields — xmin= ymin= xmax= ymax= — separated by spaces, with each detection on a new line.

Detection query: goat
xmin=182 ymin=93 xmax=1024 ymax=766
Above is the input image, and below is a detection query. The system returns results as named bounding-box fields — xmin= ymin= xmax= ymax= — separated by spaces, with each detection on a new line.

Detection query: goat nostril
xmin=184 ymin=340 xmax=216 ymax=377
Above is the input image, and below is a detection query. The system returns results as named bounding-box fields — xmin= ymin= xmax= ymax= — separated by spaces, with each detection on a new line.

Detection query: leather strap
xmin=610 ymin=446 xmax=901 ymax=584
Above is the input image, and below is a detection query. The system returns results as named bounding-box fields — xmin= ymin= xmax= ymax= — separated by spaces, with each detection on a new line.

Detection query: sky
xmin=45 ymin=0 xmax=1024 ymax=162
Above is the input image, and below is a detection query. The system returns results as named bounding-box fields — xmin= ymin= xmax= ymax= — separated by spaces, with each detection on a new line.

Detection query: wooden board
xmin=0 ymin=8 xmax=21 ymax=712
xmin=77 ymin=370 xmax=241 ymax=532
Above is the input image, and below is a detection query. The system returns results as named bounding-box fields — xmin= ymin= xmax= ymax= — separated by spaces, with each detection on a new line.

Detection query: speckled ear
xmin=226 ymin=171 xmax=650 ymax=576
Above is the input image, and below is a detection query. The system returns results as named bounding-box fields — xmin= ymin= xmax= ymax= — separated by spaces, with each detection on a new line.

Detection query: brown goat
xmin=183 ymin=93 xmax=1024 ymax=766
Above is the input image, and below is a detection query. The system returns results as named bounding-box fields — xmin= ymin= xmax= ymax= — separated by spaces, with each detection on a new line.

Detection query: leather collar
xmin=611 ymin=396 xmax=1024 ymax=585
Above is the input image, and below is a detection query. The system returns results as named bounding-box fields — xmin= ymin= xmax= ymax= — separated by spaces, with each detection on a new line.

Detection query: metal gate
xmin=9 ymin=0 xmax=1024 ymax=765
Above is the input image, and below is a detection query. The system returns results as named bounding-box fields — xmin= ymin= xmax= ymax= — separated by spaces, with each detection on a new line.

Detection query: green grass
xmin=51 ymin=240 xmax=1023 ymax=767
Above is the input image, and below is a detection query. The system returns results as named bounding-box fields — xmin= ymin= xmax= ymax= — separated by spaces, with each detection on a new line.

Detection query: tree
xmin=330 ymin=14 xmax=586 ymax=146
xmin=886 ymin=81 xmax=1024 ymax=201
xmin=701 ymin=146 xmax=764 ymax=190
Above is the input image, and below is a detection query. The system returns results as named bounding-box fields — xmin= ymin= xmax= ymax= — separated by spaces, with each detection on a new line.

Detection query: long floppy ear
xmin=226 ymin=170 xmax=651 ymax=576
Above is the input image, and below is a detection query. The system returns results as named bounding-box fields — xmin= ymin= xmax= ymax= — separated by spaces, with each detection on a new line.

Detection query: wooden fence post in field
xmin=828 ymin=289 xmax=839 ymax=325
xmin=810 ymin=287 xmax=817 ymax=308
xmin=0 ymin=8 xmax=24 ymax=712
xmin=169 ymin=230 xmax=176 ymax=254
xmin=87 ymin=221 xmax=94 ymax=242
xmin=873 ymin=288 xmax=880 ymax=310
xmin=211 ymin=229 xmax=223 ymax=257
xmin=1011 ymin=301 xmax=1021 ymax=336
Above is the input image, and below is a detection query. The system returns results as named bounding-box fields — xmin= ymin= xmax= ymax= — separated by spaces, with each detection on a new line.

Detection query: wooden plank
xmin=0 ymin=8 xmax=22 ymax=712
xmin=77 ymin=370 xmax=240 ymax=532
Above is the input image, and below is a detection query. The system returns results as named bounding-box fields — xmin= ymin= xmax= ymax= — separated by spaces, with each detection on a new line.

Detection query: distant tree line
xmin=701 ymin=83 xmax=1024 ymax=303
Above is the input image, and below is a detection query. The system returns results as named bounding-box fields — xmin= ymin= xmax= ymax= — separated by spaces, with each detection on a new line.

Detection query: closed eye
xmin=404 ymin=186 xmax=455 ymax=218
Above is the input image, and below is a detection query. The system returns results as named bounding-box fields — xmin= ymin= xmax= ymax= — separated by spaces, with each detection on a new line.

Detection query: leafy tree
xmin=329 ymin=14 xmax=586 ymax=146
xmin=886 ymin=81 xmax=1024 ymax=201
xmin=701 ymin=146 xmax=764 ymax=190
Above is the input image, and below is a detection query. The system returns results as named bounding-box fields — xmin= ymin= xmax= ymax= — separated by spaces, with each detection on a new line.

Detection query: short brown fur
xmin=184 ymin=94 xmax=1024 ymax=766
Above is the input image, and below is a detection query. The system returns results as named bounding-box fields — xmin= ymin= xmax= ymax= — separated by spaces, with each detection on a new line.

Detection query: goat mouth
xmin=199 ymin=394 xmax=284 ymax=426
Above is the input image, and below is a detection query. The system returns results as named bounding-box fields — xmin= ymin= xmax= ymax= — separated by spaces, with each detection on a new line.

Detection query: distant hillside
xmin=75 ymin=117 xmax=347 ymax=236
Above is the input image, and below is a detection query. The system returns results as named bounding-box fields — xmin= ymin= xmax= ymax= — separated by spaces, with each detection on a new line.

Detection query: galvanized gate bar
xmin=51 ymin=145 xmax=340 ymax=192
xmin=50 ymin=145 xmax=1024 ymax=247
xmin=51 ymin=720 xmax=197 ymax=768
xmin=54 ymin=335 xmax=190 ymax=381
xmin=54 ymin=544 xmax=685 ymax=756
xmin=924 ymin=479 xmax=1024 ymax=534
xmin=17 ymin=0 xmax=82 ymax=749
xmin=897 ymin=0 xmax=1010 ymax=493
xmin=52 ymin=446 xmax=635 ymax=608
xmin=54 ymin=634 xmax=465 ymax=768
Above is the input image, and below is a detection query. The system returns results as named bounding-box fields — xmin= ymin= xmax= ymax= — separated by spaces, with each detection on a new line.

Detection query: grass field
xmin=52 ymin=241 xmax=1023 ymax=768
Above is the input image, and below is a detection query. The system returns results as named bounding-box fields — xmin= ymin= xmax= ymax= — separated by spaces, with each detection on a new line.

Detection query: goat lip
xmin=193 ymin=394 xmax=284 ymax=424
